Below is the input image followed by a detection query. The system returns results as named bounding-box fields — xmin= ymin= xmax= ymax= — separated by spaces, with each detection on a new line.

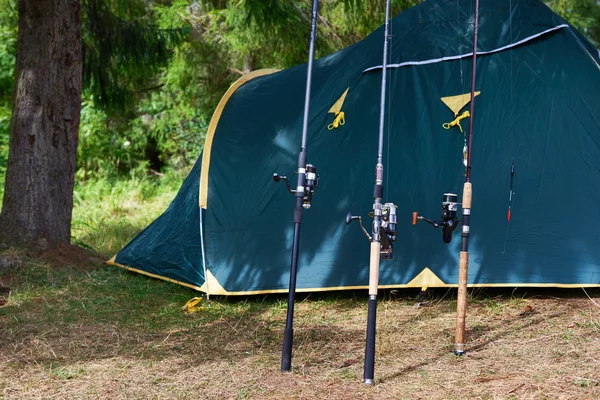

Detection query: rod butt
xmin=363 ymin=296 xmax=377 ymax=384
xmin=281 ymin=328 xmax=294 ymax=372
xmin=454 ymin=342 xmax=465 ymax=356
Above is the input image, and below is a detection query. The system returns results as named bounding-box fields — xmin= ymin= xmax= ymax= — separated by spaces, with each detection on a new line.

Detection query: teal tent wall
xmin=111 ymin=0 xmax=600 ymax=295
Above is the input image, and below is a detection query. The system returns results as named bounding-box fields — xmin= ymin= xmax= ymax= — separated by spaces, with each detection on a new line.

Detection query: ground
xmin=1 ymin=249 xmax=599 ymax=400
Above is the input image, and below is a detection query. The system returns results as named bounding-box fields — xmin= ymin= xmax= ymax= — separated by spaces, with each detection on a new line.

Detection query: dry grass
xmin=1 ymin=257 xmax=599 ymax=400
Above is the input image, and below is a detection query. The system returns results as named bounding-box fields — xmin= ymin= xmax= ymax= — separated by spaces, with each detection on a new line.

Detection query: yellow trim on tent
xmin=106 ymin=256 xmax=204 ymax=292
xmin=204 ymin=282 xmax=600 ymax=295
xmin=184 ymin=282 xmax=600 ymax=296
xmin=199 ymin=68 xmax=280 ymax=209
xmin=106 ymin=257 xmax=600 ymax=295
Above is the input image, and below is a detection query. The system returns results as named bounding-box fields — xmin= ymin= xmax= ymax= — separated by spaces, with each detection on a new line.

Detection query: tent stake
xmin=455 ymin=0 xmax=480 ymax=356
xmin=274 ymin=0 xmax=321 ymax=373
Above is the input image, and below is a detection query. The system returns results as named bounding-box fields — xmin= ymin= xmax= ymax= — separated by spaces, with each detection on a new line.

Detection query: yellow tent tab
xmin=328 ymin=87 xmax=349 ymax=114
xmin=441 ymin=91 xmax=481 ymax=117
xmin=406 ymin=267 xmax=447 ymax=287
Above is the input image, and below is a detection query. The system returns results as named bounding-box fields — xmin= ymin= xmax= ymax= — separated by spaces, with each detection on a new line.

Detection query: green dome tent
xmin=109 ymin=0 xmax=600 ymax=295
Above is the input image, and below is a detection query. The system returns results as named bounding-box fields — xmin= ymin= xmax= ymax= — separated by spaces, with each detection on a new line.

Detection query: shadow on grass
xmin=0 ymin=263 xmax=373 ymax=370
xmin=2 ymin=261 xmax=598 ymax=376
xmin=378 ymin=300 xmax=567 ymax=384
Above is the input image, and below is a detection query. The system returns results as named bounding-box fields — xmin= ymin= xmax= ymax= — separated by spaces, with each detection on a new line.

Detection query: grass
xmin=1 ymin=176 xmax=600 ymax=399
xmin=1 ymin=258 xmax=600 ymax=399
xmin=71 ymin=170 xmax=186 ymax=256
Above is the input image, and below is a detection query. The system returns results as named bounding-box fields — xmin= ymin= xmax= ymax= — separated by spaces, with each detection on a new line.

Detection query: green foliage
xmin=0 ymin=106 xmax=9 ymax=203
xmin=82 ymin=0 xmax=186 ymax=112
xmin=72 ymin=170 xmax=186 ymax=255
xmin=0 ymin=0 xmax=16 ymax=205
xmin=546 ymin=0 xmax=600 ymax=44
xmin=0 ymin=0 xmax=16 ymax=98
xmin=130 ymin=94 xmax=208 ymax=169
xmin=325 ymin=0 xmax=422 ymax=44
xmin=78 ymin=97 xmax=151 ymax=180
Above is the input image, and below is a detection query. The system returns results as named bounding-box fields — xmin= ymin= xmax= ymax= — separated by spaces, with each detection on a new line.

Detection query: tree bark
xmin=0 ymin=0 xmax=82 ymax=249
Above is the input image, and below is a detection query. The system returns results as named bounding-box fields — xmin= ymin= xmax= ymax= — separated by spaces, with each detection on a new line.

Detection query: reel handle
xmin=272 ymin=173 xmax=294 ymax=195
xmin=346 ymin=212 xmax=361 ymax=225
xmin=345 ymin=212 xmax=372 ymax=241
xmin=412 ymin=213 xmax=439 ymax=228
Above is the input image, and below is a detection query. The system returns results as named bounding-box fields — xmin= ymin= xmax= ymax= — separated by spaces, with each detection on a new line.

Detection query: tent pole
xmin=279 ymin=0 xmax=320 ymax=373
xmin=198 ymin=205 xmax=210 ymax=303
xmin=455 ymin=0 xmax=480 ymax=356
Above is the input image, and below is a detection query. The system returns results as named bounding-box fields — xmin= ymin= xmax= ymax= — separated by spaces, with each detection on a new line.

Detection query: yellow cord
xmin=181 ymin=297 xmax=204 ymax=313
xmin=442 ymin=110 xmax=470 ymax=132
xmin=327 ymin=111 xmax=345 ymax=130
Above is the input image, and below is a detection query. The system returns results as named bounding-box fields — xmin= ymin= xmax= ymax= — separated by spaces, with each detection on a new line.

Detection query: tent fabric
xmin=109 ymin=0 xmax=600 ymax=295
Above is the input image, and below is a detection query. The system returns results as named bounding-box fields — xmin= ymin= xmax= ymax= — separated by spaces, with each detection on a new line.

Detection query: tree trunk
xmin=0 ymin=0 xmax=82 ymax=250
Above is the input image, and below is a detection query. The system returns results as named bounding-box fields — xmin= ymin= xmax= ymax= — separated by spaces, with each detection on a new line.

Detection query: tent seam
xmin=362 ymin=24 xmax=569 ymax=72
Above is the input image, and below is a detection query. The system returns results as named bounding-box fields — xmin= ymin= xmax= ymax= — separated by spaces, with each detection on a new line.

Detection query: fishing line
xmin=510 ymin=0 xmax=513 ymax=106
xmin=385 ymin=9 xmax=393 ymax=192
xmin=457 ymin=0 xmax=464 ymax=88
xmin=462 ymin=0 xmax=476 ymax=171
xmin=456 ymin=0 xmax=468 ymax=170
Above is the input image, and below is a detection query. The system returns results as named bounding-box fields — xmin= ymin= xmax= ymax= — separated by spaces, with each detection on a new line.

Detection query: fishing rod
xmin=272 ymin=0 xmax=320 ymax=373
xmin=345 ymin=0 xmax=397 ymax=385
xmin=454 ymin=0 xmax=479 ymax=356
xmin=411 ymin=0 xmax=480 ymax=355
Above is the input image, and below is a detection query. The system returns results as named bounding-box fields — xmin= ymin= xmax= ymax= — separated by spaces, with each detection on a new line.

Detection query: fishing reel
xmin=412 ymin=193 xmax=460 ymax=243
xmin=273 ymin=164 xmax=319 ymax=209
xmin=346 ymin=202 xmax=398 ymax=259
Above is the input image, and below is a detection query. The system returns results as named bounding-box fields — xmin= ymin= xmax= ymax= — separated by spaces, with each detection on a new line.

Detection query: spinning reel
xmin=412 ymin=193 xmax=460 ymax=243
xmin=346 ymin=202 xmax=398 ymax=259
xmin=273 ymin=164 xmax=319 ymax=209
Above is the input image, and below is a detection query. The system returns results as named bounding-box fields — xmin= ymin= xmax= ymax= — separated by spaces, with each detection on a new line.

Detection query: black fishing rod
xmin=411 ymin=0 xmax=480 ymax=355
xmin=345 ymin=0 xmax=397 ymax=385
xmin=272 ymin=0 xmax=320 ymax=373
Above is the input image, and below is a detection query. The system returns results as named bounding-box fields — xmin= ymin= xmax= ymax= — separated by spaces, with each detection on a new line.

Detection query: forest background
xmin=0 ymin=0 xmax=598 ymax=254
